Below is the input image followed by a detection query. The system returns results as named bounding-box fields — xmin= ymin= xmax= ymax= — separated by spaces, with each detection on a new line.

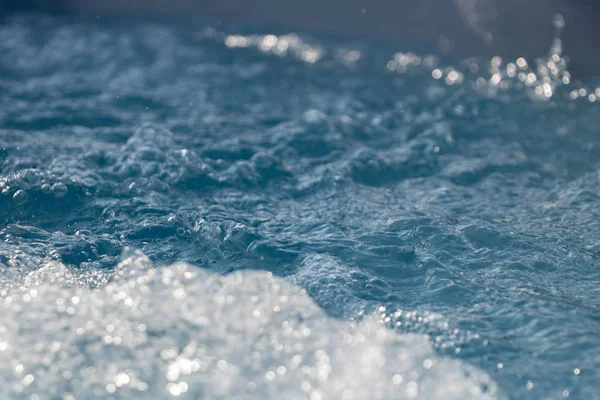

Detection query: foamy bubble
xmin=0 ymin=251 xmax=503 ymax=399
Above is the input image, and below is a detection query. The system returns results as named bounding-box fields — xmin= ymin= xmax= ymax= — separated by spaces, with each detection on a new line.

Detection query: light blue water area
xmin=1 ymin=12 xmax=600 ymax=400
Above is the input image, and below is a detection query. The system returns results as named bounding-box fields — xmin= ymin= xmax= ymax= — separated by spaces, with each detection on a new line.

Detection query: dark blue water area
xmin=1 ymin=12 xmax=600 ymax=400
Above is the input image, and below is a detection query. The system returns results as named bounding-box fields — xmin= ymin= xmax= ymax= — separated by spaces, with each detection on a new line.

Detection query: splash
xmin=388 ymin=13 xmax=574 ymax=101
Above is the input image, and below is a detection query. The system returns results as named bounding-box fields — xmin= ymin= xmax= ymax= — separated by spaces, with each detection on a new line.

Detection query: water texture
xmin=1 ymin=12 xmax=600 ymax=400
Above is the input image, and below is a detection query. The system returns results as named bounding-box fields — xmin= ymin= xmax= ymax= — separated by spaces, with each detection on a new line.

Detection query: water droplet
xmin=553 ymin=14 xmax=565 ymax=30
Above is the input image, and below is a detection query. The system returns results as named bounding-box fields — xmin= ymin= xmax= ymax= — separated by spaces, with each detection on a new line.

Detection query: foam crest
xmin=0 ymin=251 xmax=503 ymax=399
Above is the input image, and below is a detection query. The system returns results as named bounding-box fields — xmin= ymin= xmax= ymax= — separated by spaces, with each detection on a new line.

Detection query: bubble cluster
xmin=0 ymin=251 xmax=502 ymax=400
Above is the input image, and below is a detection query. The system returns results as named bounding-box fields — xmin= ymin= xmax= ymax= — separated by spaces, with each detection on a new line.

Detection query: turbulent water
xmin=1 ymin=12 xmax=600 ymax=400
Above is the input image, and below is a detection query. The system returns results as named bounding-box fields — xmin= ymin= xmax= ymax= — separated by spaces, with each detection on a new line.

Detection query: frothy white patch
xmin=0 ymin=251 xmax=503 ymax=399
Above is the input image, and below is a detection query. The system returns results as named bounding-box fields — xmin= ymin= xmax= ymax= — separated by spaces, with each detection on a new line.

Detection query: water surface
xmin=1 ymin=12 xmax=600 ymax=399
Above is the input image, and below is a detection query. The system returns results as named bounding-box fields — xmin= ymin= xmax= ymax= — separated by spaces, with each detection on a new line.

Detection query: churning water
xmin=1 ymin=11 xmax=600 ymax=400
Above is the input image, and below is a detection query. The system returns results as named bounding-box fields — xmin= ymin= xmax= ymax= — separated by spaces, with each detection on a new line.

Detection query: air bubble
xmin=51 ymin=183 xmax=68 ymax=198
xmin=13 ymin=190 xmax=28 ymax=205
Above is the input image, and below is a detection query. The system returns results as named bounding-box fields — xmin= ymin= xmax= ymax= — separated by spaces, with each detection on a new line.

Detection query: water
xmin=1 ymin=12 xmax=600 ymax=400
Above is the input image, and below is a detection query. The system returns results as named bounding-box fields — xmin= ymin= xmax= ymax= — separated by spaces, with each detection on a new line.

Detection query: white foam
xmin=0 ymin=251 xmax=503 ymax=399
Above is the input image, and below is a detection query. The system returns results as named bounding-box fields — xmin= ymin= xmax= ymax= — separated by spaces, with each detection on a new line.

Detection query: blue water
xmin=1 ymin=12 xmax=600 ymax=400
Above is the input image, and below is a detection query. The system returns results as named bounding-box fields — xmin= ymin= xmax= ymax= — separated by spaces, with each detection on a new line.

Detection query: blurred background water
xmin=1 ymin=10 xmax=600 ymax=400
